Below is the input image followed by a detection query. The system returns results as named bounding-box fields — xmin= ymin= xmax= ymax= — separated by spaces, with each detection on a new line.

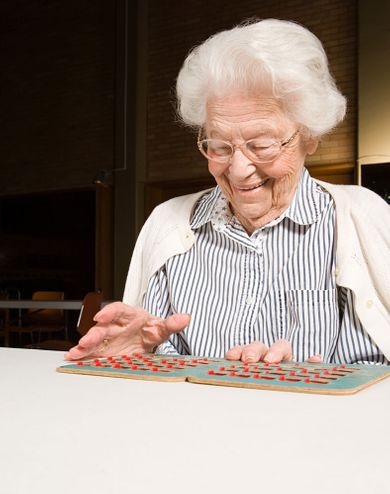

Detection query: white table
xmin=1 ymin=348 xmax=389 ymax=494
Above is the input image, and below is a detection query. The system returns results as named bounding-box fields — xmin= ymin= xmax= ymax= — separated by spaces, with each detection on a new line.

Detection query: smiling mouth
xmin=234 ymin=179 xmax=269 ymax=192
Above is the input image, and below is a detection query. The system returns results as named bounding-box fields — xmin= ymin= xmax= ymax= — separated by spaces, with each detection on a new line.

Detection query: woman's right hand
xmin=64 ymin=302 xmax=190 ymax=361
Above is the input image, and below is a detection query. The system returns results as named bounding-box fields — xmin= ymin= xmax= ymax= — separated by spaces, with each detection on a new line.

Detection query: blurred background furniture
xmin=0 ymin=292 xmax=10 ymax=346
xmin=5 ymin=291 xmax=65 ymax=346
xmin=0 ymin=287 xmax=23 ymax=346
xmin=34 ymin=291 xmax=103 ymax=351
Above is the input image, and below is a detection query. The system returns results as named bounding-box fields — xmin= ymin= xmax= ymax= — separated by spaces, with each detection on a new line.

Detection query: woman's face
xmin=205 ymin=94 xmax=318 ymax=233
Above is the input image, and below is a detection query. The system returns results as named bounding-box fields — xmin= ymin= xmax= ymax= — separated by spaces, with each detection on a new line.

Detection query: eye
xmin=206 ymin=140 xmax=231 ymax=156
xmin=247 ymin=138 xmax=276 ymax=150
xmin=247 ymin=139 xmax=278 ymax=157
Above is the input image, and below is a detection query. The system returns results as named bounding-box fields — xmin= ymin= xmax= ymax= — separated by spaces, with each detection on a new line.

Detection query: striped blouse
xmin=144 ymin=169 xmax=388 ymax=364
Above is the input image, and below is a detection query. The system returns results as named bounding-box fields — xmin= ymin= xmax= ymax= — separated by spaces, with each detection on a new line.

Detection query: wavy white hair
xmin=176 ymin=19 xmax=346 ymax=137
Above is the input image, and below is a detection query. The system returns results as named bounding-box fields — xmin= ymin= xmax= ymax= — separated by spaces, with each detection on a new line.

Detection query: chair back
xmin=76 ymin=292 xmax=103 ymax=336
xmin=28 ymin=291 xmax=64 ymax=322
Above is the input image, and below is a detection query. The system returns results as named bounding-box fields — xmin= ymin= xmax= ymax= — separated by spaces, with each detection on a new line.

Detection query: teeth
xmin=237 ymin=180 xmax=267 ymax=191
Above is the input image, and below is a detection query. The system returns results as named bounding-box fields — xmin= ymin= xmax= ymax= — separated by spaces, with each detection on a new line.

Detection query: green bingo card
xmin=57 ymin=353 xmax=390 ymax=395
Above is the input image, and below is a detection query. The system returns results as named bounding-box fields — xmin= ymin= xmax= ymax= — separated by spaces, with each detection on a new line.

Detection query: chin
xmin=238 ymin=208 xmax=268 ymax=222
xmin=236 ymin=199 xmax=269 ymax=214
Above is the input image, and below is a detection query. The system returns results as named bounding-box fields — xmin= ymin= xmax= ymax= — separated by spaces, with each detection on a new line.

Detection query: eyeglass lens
xmin=200 ymin=139 xmax=281 ymax=162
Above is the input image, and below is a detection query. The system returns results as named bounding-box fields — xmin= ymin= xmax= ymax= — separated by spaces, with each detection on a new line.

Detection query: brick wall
xmin=145 ymin=0 xmax=357 ymax=183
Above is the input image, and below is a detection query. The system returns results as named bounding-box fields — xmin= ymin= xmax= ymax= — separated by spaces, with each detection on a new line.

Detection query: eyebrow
xmin=207 ymin=127 xmax=280 ymax=140
xmin=203 ymin=121 xmax=282 ymax=141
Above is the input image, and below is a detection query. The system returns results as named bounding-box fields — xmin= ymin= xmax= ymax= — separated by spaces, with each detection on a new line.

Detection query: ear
xmin=305 ymin=136 xmax=320 ymax=155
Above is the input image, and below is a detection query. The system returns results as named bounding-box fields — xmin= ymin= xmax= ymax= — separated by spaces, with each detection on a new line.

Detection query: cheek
xmin=208 ymin=161 xmax=225 ymax=179
xmin=208 ymin=162 xmax=232 ymax=197
xmin=260 ymin=152 xmax=303 ymax=179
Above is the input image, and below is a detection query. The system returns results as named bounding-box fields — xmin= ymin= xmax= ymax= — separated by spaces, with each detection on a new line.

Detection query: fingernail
xmin=244 ymin=353 xmax=256 ymax=362
xmin=264 ymin=352 xmax=275 ymax=362
xmin=93 ymin=311 xmax=102 ymax=321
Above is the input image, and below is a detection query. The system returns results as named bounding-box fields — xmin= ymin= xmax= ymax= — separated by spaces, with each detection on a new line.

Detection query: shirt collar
xmin=283 ymin=168 xmax=326 ymax=226
xmin=190 ymin=168 xmax=329 ymax=230
xmin=190 ymin=185 xmax=222 ymax=229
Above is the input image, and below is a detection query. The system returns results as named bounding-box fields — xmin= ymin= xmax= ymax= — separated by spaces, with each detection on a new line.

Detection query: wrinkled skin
xmin=65 ymin=303 xmax=191 ymax=361
xmin=206 ymin=94 xmax=318 ymax=233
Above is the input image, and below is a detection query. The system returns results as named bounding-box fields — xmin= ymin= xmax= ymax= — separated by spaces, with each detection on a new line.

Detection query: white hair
xmin=176 ymin=19 xmax=346 ymax=137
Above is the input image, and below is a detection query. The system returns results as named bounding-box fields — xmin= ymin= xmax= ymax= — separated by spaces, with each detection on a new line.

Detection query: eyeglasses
xmin=197 ymin=128 xmax=300 ymax=164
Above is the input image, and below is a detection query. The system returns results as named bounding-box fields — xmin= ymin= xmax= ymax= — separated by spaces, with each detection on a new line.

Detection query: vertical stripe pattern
xmin=143 ymin=169 xmax=388 ymax=365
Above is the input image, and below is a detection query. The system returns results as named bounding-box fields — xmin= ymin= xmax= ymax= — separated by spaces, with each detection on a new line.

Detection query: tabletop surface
xmin=1 ymin=347 xmax=389 ymax=494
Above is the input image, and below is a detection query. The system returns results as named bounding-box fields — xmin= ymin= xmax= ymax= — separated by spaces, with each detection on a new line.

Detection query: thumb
xmin=142 ymin=313 xmax=191 ymax=349
xmin=164 ymin=313 xmax=191 ymax=334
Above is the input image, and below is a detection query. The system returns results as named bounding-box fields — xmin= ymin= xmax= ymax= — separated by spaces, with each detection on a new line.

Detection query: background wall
xmin=358 ymin=0 xmax=390 ymax=167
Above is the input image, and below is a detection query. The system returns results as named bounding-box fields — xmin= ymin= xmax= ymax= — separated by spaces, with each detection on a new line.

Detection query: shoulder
xmin=314 ymin=180 xmax=390 ymax=254
xmin=314 ymin=180 xmax=389 ymax=214
xmin=138 ymin=188 xmax=215 ymax=246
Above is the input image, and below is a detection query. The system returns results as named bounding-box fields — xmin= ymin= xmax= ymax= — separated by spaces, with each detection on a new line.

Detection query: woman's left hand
xmin=225 ymin=339 xmax=322 ymax=363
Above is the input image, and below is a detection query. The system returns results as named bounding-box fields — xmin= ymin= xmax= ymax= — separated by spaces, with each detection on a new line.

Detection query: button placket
xmin=239 ymin=248 xmax=264 ymax=346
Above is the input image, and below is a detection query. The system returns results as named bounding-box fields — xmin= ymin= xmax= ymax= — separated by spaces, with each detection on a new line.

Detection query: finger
xmin=64 ymin=344 xmax=91 ymax=361
xmin=241 ymin=341 xmax=269 ymax=363
xmin=64 ymin=325 xmax=109 ymax=361
xmin=165 ymin=313 xmax=191 ymax=333
xmin=142 ymin=313 xmax=191 ymax=346
xmin=77 ymin=325 xmax=109 ymax=347
xmin=307 ymin=354 xmax=323 ymax=363
xmin=264 ymin=339 xmax=293 ymax=363
xmin=225 ymin=346 xmax=243 ymax=360
xmin=93 ymin=302 xmax=147 ymax=324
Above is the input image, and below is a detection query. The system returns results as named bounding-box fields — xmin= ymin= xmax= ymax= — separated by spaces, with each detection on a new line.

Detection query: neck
xmin=232 ymin=205 xmax=287 ymax=234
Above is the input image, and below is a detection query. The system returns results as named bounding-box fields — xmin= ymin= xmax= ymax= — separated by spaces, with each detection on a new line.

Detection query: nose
xmin=229 ymin=147 xmax=255 ymax=178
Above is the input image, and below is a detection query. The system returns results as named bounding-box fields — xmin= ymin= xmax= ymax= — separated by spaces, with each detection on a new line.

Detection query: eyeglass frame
xmin=197 ymin=128 xmax=300 ymax=164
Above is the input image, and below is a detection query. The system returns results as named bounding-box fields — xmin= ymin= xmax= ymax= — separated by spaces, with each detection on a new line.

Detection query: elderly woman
xmin=66 ymin=19 xmax=390 ymax=365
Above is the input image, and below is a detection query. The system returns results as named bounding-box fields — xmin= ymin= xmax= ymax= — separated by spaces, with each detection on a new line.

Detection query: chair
xmin=7 ymin=291 xmax=65 ymax=346
xmin=29 ymin=290 xmax=65 ymax=337
xmin=34 ymin=291 xmax=103 ymax=351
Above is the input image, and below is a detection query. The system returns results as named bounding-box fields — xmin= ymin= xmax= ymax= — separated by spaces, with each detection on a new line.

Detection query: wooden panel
xmin=143 ymin=177 xmax=215 ymax=219
xmin=306 ymin=162 xmax=355 ymax=184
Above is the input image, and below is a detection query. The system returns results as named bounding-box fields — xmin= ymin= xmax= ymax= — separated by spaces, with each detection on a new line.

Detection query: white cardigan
xmin=123 ymin=180 xmax=390 ymax=360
